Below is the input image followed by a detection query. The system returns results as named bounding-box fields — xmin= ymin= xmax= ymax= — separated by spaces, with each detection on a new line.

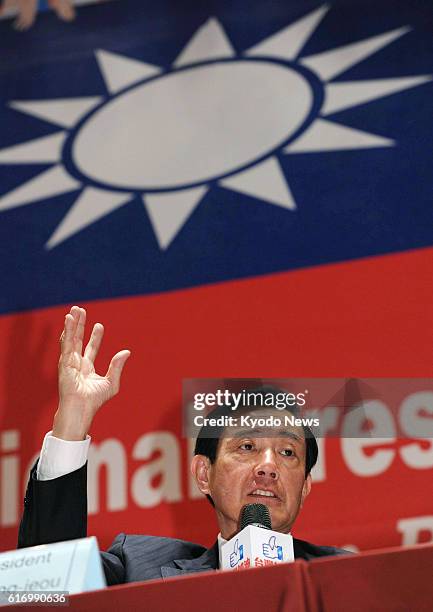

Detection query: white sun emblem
xmin=0 ymin=6 xmax=430 ymax=249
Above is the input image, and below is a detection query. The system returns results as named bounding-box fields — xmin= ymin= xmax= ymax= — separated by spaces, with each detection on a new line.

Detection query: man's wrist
xmin=52 ymin=404 xmax=92 ymax=441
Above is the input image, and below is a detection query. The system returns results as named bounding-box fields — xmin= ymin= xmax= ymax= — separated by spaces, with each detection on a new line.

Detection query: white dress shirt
xmin=37 ymin=431 xmax=90 ymax=480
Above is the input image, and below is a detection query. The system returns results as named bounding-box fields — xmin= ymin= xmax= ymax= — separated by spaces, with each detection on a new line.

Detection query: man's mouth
xmin=248 ymin=488 xmax=280 ymax=500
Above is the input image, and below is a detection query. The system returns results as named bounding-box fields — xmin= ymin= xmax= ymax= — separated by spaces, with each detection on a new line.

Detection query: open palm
xmin=54 ymin=306 xmax=130 ymax=440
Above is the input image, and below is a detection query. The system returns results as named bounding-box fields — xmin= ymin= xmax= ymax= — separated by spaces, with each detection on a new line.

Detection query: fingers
xmin=60 ymin=313 xmax=75 ymax=358
xmin=60 ymin=306 xmax=85 ymax=358
xmin=74 ymin=307 xmax=86 ymax=355
xmin=59 ymin=307 xmax=131 ymax=397
xmin=84 ymin=323 xmax=104 ymax=364
xmin=13 ymin=0 xmax=38 ymax=31
xmin=105 ymin=350 xmax=131 ymax=394
xmin=49 ymin=0 xmax=76 ymax=21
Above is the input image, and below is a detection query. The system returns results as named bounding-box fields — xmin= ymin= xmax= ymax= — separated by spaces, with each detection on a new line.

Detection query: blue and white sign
xmin=221 ymin=525 xmax=294 ymax=570
xmin=262 ymin=535 xmax=283 ymax=561
xmin=229 ymin=539 xmax=244 ymax=568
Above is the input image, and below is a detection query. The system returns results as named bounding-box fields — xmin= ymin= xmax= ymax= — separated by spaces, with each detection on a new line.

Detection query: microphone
xmin=220 ymin=503 xmax=294 ymax=571
xmin=240 ymin=503 xmax=271 ymax=530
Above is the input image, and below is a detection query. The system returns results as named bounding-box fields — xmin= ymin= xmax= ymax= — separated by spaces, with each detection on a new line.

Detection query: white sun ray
xmin=284 ymin=118 xmax=394 ymax=153
xmin=0 ymin=132 xmax=65 ymax=163
xmin=322 ymin=75 xmax=432 ymax=115
xmin=95 ymin=49 xmax=162 ymax=94
xmin=246 ymin=4 xmax=329 ymax=61
xmin=10 ymin=97 xmax=102 ymax=128
xmin=174 ymin=17 xmax=235 ymax=67
xmin=219 ymin=157 xmax=296 ymax=210
xmin=46 ymin=186 xmax=133 ymax=249
xmin=0 ymin=166 xmax=80 ymax=211
xmin=301 ymin=26 xmax=410 ymax=81
xmin=143 ymin=186 xmax=208 ymax=249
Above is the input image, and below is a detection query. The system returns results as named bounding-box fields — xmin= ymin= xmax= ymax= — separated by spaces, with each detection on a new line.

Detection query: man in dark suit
xmin=18 ymin=306 xmax=349 ymax=585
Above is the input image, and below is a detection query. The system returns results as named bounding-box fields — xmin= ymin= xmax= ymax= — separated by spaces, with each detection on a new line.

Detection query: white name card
xmin=0 ymin=537 xmax=106 ymax=595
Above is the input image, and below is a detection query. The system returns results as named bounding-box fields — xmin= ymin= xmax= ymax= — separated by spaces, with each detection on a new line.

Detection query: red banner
xmin=0 ymin=247 xmax=432 ymax=553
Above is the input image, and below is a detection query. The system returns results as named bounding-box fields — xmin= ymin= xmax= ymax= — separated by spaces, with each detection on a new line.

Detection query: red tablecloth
xmin=16 ymin=543 xmax=433 ymax=611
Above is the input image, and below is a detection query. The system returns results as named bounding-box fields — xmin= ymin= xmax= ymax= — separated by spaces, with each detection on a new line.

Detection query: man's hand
xmin=13 ymin=0 xmax=38 ymax=31
xmin=52 ymin=306 xmax=130 ymax=441
xmin=48 ymin=0 xmax=75 ymax=22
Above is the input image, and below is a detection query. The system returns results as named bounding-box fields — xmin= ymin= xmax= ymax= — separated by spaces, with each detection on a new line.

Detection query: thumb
xmin=234 ymin=540 xmax=239 ymax=554
xmin=268 ymin=536 xmax=276 ymax=549
xmin=106 ymin=350 xmax=131 ymax=393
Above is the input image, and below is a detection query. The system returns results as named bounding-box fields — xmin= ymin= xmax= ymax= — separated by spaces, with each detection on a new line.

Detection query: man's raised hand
xmin=52 ymin=306 xmax=130 ymax=440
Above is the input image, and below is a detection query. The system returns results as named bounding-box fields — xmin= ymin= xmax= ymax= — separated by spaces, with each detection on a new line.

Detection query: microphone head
xmin=240 ymin=503 xmax=272 ymax=531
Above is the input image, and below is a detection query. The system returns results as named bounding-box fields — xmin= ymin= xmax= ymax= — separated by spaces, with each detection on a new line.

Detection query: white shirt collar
xmin=217 ymin=532 xmax=228 ymax=564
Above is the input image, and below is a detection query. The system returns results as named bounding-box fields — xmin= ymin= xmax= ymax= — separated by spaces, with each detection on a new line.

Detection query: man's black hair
xmin=193 ymin=386 xmax=318 ymax=505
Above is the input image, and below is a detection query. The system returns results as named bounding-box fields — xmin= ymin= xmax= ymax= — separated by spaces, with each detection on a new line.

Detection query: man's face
xmin=195 ymin=409 xmax=312 ymax=539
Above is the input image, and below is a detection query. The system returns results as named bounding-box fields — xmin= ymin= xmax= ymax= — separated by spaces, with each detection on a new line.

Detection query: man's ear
xmin=300 ymin=474 xmax=312 ymax=508
xmin=190 ymin=454 xmax=212 ymax=495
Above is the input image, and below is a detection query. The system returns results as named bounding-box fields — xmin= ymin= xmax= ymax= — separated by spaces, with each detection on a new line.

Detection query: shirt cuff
xmin=37 ymin=431 xmax=91 ymax=481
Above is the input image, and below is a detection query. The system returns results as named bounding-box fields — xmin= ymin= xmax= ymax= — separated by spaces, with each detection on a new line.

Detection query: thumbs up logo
xmin=262 ymin=535 xmax=283 ymax=560
xmin=229 ymin=539 xmax=244 ymax=567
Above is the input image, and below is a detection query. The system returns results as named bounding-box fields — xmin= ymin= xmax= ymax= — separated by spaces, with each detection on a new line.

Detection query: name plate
xmin=0 ymin=537 xmax=106 ymax=595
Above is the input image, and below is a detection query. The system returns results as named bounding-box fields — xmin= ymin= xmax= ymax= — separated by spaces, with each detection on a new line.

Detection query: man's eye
xmin=240 ymin=443 xmax=254 ymax=451
xmin=281 ymin=448 xmax=295 ymax=457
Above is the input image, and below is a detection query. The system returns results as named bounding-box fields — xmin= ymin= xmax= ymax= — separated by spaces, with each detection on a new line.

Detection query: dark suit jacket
xmin=18 ymin=463 xmax=349 ymax=585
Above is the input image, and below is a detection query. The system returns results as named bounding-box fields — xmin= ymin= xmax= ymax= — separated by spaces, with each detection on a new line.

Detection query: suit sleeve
xmin=17 ymin=460 xmax=126 ymax=586
xmin=18 ymin=460 xmax=87 ymax=548
xmin=101 ymin=534 xmax=127 ymax=585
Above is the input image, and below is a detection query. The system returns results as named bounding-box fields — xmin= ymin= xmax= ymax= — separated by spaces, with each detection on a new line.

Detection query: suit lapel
xmin=161 ymin=541 xmax=219 ymax=578
xmin=293 ymin=537 xmax=312 ymax=560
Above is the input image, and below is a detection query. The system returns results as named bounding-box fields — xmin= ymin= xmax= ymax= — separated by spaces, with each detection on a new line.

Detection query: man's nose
xmin=254 ymin=449 xmax=279 ymax=481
